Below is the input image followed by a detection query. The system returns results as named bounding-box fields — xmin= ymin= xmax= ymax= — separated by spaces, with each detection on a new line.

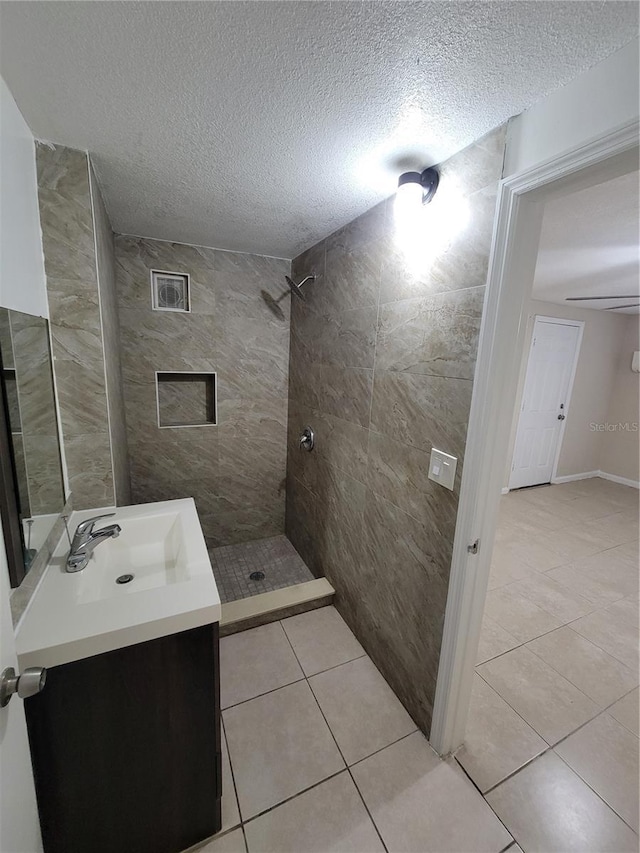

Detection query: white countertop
xmin=16 ymin=499 xmax=221 ymax=669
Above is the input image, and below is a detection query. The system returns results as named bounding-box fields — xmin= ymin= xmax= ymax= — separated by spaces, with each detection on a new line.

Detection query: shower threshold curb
xmin=219 ymin=578 xmax=334 ymax=636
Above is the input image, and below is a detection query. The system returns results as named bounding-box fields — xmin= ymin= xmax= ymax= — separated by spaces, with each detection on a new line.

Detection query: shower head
xmin=285 ymin=274 xmax=315 ymax=300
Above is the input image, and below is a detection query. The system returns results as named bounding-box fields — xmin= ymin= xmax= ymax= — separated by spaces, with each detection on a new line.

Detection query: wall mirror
xmin=0 ymin=308 xmax=66 ymax=587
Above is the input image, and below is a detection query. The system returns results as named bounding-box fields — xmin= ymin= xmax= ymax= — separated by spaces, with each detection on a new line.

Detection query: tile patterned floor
xmin=208 ymin=535 xmax=314 ymax=603
xmin=457 ymin=478 xmax=639 ymax=852
xmin=188 ymin=606 xmax=514 ymax=853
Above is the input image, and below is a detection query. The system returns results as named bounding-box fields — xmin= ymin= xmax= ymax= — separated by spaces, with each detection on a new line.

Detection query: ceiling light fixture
xmin=396 ymin=167 xmax=440 ymax=212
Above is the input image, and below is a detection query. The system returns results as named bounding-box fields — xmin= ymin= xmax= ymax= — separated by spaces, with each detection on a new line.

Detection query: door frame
xmin=508 ymin=315 xmax=585 ymax=491
xmin=429 ymin=118 xmax=639 ymax=756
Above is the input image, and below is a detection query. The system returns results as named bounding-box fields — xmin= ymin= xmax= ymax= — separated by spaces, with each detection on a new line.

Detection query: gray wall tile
xmin=36 ymin=143 xmax=115 ymax=509
xmin=115 ymin=235 xmax=291 ymax=544
xmin=285 ymin=124 xmax=506 ymax=734
xmin=90 ymin=161 xmax=131 ymax=505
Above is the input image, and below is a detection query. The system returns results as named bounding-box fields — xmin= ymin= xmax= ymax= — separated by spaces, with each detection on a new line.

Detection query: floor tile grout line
xmin=221 ymin=716 xmax=244 ymax=831
xmin=468 ymin=483 xmax=639 ymax=841
xmin=279 ymin=616 xmax=391 ymax=853
xmin=523 ymin=631 xmax=638 ymax=703
xmin=452 ymin=751 xmax=519 ymax=847
xmin=221 ymin=674 xmax=307 ymax=713
xmin=551 ymin=747 xmax=640 ymax=836
xmin=474 ymin=663 xmax=608 ymax=751
xmin=241 ymin=768 xmax=347 ymax=828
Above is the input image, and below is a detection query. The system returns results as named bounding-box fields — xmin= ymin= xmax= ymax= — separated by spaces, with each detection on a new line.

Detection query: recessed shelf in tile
xmin=156 ymin=371 xmax=217 ymax=428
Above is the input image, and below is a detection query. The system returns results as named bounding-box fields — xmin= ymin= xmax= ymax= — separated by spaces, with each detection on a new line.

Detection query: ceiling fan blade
xmin=604 ymin=303 xmax=640 ymax=310
xmin=566 ymin=295 xmax=638 ymax=301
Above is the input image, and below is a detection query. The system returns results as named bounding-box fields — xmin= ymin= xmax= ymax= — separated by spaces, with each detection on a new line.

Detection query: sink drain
xmin=249 ymin=571 xmax=266 ymax=581
xmin=116 ymin=574 xmax=134 ymax=585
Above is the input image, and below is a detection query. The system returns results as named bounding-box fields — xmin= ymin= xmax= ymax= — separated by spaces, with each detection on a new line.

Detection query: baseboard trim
xmin=551 ymin=470 xmax=600 ymax=485
xmin=500 ymin=487 xmax=510 ymax=495
xmin=549 ymin=469 xmax=639 ymax=489
xmin=597 ymin=470 xmax=640 ymax=490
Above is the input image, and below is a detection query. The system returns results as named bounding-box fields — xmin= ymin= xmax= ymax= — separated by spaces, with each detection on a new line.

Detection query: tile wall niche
xmin=286 ymin=125 xmax=507 ymax=734
xmin=114 ymin=237 xmax=290 ymax=545
xmin=35 ymin=143 xmax=129 ymax=508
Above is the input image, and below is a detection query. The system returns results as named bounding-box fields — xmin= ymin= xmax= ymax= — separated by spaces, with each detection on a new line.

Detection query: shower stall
xmin=113 ymin=236 xmax=327 ymax=627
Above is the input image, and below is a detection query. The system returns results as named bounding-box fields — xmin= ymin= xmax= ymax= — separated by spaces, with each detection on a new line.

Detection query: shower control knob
xmin=299 ymin=426 xmax=315 ymax=452
xmin=0 ymin=666 xmax=47 ymax=707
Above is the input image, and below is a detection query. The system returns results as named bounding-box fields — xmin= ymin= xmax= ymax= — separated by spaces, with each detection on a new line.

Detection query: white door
xmin=0 ymin=540 xmax=43 ymax=853
xmin=510 ymin=317 xmax=582 ymax=489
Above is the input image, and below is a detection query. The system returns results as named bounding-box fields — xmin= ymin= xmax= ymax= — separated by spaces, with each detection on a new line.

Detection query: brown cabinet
xmin=25 ymin=624 xmax=221 ymax=853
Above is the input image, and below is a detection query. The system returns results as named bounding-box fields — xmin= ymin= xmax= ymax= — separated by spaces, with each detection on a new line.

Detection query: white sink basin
xmin=16 ymin=499 xmax=221 ymax=669
xmin=77 ymin=512 xmax=191 ymax=603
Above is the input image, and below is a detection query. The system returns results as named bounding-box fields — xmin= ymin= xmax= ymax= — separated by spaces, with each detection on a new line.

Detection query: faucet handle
xmin=75 ymin=513 xmax=116 ymax=537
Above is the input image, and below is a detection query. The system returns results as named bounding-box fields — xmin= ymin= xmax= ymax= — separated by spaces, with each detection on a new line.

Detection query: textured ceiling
xmin=534 ymin=171 xmax=640 ymax=315
xmin=1 ymin=2 xmax=638 ymax=258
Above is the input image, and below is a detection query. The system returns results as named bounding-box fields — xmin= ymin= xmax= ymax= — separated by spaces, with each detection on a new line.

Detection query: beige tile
xmin=476 ymin=616 xmax=519 ymax=664
xmin=513 ymin=535 xmax=568 ymax=572
xmin=590 ymin=512 xmax=639 ymax=547
xmin=527 ymin=626 xmax=638 ymax=708
xmin=456 ymin=675 xmax=547 ymax=792
xmin=486 ymin=751 xmax=638 ymax=853
xmin=507 ymin=573 xmax=594 ymax=622
xmin=221 ymin=727 xmax=241 ymax=834
xmin=556 ymin=712 xmax=639 ymax=831
xmin=543 ymin=524 xmax=620 ymax=560
xmin=478 ymin=646 xmax=600 ymax=744
xmin=483 ymin=586 xmax=563 ymax=643
xmin=605 ymin=597 xmax=639 ymax=630
xmin=486 ymin=545 xmax=536 ymax=591
xmin=546 ymin=561 xmax=630 ymax=608
xmin=352 ymin=731 xmax=512 ymax=852
xmin=243 ymin=772 xmax=384 ymax=853
xmin=571 ymin=609 xmax=640 ymax=672
xmin=219 ymin=622 xmax=304 ymax=709
xmin=281 ymin=606 xmax=365 ymax=676
xmin=194 ymin=828 xmax=246 ymax=853
xmin=223 ymin=681 xmax=344 ymax=820
xmin=309 ymin=656 xmax=416 ymax=765
xmin=608 ymin=688 xmax=639 ymax=737
xmin=545 ymin=495 xmax=627 ymax=525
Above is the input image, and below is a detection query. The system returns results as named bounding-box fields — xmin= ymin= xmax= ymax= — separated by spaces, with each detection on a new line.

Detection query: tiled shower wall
xmin=89 ymin=161 xmax=131 ymax=505
xmin=114 ymin=237 xmax=290 ymax=545
xmin=36 ymin=143 xmax=129 ymax=508
xmin=286 ymin=126 xmax=507 ymax=734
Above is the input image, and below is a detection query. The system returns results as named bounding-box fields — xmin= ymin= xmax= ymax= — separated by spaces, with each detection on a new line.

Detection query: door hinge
xmin=467 ymin=539 xmax=480 ymax=555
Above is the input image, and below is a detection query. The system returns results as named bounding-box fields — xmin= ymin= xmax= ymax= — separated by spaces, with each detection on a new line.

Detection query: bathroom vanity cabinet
xmin=25 ymin=624 xmax=221 ymax=853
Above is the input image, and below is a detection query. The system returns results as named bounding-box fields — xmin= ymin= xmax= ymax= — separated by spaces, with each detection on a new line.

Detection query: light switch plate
xmin=428 ymin=448 xmax=457 ymax=491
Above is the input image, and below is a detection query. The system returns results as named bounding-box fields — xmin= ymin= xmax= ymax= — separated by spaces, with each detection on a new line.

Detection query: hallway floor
xmin=208 ymin=535 xmax=314 ymax=604
xmin=187 ymin=606 xmax=515 ymax=853
xmin=457 ymin=477 xmax=639 ymax=851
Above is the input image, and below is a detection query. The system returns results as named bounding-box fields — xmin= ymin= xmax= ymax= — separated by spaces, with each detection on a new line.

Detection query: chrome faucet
xmin=66 ymin=513 xmax=122 ymax=573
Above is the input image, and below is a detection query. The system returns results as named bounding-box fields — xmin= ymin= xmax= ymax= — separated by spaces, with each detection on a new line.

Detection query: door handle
xmin=557 ymin=414 xmax=566 ymax=420
xmin=0 ymin=666 xmax=47 ymax=707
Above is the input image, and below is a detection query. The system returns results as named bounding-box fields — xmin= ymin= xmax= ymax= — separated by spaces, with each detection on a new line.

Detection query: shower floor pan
xmin=207 ymin=535 xmax=333 ymax=635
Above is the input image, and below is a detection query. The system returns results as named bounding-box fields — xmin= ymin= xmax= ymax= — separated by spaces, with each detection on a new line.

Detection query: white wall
xmin=504 ymin=301 xmax=638 ymax=487
xmin=0 ymin=74 xmax=45 ymax=851
xmin=0 ymin=77 xmax=48 ymax=317
xmin=600 ymin=316 xmax=640 ymax=483
xmin=505 ymin=39 xmax=639 ymax=177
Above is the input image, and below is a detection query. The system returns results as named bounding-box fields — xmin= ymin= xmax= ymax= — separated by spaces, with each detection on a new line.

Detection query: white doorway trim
xmin=508 ymin=315 xmax=585 ymax=491
xmin=429 ymin=118 xmax=639 ymax=756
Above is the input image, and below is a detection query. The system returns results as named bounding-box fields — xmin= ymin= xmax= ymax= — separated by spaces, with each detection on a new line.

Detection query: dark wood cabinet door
xmin=26 ymin=624 xmax=221 ymax=853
